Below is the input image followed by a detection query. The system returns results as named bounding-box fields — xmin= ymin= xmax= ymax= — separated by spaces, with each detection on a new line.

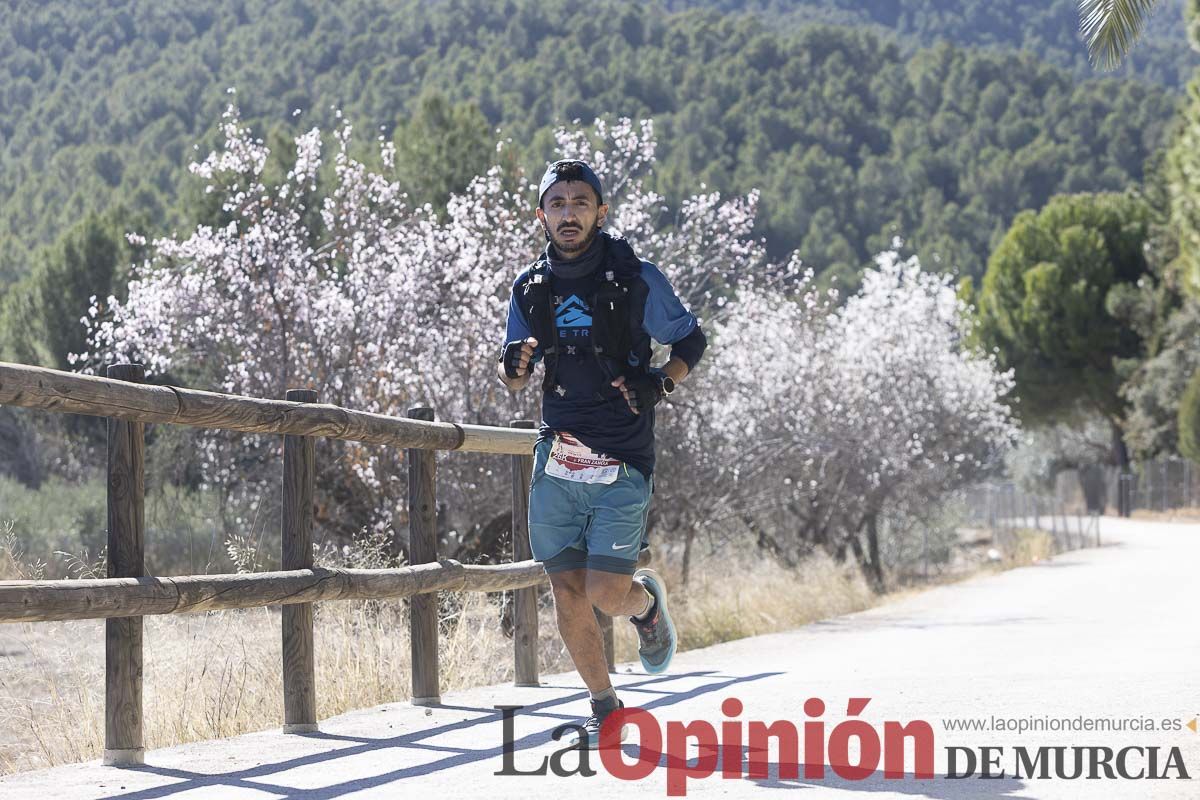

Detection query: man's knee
xmin=586 ymin=571 xmax=633 ymax=616
xmin=549 ymin=570 xmax=588 ymax=606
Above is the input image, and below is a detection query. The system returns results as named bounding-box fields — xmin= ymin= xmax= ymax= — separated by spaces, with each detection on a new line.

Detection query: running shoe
xmin=570 ymin=696 xmax=629 ymax=749
xmin=630 ymin=568 xmax=677 ymax=674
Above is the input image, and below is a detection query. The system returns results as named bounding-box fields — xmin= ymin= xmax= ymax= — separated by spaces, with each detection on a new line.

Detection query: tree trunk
xmin=681 ymin=525 xmax=695 ymax=587
xmin=864 ymin=512 xmax=885 ymax=592
xmin=1078 ymin=464 xmax=1106 ymax=515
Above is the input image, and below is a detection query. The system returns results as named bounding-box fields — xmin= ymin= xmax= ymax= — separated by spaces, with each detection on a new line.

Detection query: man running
xmin=497 ymin=159 xmax=707 ymax=746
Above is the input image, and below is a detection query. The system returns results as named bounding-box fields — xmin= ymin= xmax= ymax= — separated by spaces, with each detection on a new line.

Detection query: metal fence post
xmin=510 ymin=420 xmax=539 ymax=687
xmin=282 ymin=388 xmax=318 ymax=734
xmin=1164 ymin=458 xmax=1171 ymax=511
xmin=104 ymin=364 xmax=146 ymax=766
xmin=1146 ymin=461 xmax=1154 ymax=514
xmin=408 ymin=407 xmax=440 ymax=705
xmin=1185 ymin=460 xmax=1192 ymax=509
xmin=1065 ymin=503 xmax=1075 ymax=554
xmin=986 ymin=484 xmax=996 ymax=530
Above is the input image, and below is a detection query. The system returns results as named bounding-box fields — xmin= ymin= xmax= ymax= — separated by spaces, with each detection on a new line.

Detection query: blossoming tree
xmin=688 ymin=249 xmax=1019 ymax=587
xmin=78 ymin=104 xmax=776 ymax=559
xmin=79 ymin=101 xmax=1018 ymax=583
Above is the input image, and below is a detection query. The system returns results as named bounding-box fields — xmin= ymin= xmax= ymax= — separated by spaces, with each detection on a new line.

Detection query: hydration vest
xmin=517 ymin=234 xmax=649 ymax=394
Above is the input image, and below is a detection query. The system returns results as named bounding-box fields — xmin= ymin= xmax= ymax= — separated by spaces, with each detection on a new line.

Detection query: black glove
xmin=500 ymin=339 xmax=534 ymax=379
xmin=622 ymin=369 xmax=672 ymax=412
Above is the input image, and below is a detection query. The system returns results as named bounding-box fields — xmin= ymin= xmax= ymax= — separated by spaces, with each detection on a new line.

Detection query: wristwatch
xmin=651 ymin=368 xmax=675 ymax=397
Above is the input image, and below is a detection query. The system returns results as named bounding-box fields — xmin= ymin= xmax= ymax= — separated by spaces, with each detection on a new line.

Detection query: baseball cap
xmin=538 ymin=159 xmax=604 ymax=207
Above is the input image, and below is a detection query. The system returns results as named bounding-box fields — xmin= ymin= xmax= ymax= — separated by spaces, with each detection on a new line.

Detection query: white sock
xmin=591 ymin=686 xmax=618 ymax=705
xmin=632 ymin=585 xmax=654 ymax=621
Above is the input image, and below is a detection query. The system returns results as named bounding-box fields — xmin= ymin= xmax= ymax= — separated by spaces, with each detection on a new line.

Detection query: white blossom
xmin=75 ymin=106 xmax=1017 ymax=570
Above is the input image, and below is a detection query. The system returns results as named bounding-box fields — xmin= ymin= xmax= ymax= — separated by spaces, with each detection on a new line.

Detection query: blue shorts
xmin=528 ymin=436 xmax=654 ymax=575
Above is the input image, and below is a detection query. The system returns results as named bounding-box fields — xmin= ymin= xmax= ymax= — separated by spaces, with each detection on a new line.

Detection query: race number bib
xmin=545 ymin=433 xmax=621 ymax=485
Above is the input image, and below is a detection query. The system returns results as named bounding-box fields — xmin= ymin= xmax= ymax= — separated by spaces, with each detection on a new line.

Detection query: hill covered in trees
xmin=679 ymin=0 xmax=1198 ymax=88
xmin=0 ymin=0 xmax=1181 ymax=292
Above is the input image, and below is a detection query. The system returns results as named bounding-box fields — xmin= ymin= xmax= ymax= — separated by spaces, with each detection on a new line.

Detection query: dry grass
xmin=0 ymin=547 xmax=866 ymax=776
xmin=1130 ymin=506 xmax=1200 ymax=523
xmin=0 ymin=593 xmax=574 ymax=775
xmin=0 ymin=527 xmax=1049 ymax=777
xmin=1000 ymin=527 xmax=1058 ymax=567
xmin=614 ymin=550 xmax=876 ymax=661
xmin=1 ymin=520 xmax=43 ymax=582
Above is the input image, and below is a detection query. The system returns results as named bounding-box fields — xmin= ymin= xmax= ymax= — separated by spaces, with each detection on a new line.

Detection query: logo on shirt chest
xmin=555 ymin=295 xmax=591 ymax=340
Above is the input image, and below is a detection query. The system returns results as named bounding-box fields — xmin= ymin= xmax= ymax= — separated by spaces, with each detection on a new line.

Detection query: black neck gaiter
xmin=547 ymin=231 xmax=606 ymax=279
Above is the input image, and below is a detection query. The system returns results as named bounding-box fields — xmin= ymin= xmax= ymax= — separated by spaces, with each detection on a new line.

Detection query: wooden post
xmin=510 ymin=420 xmax=539 ymax=687
xmin=104 ymin=364 xmax=145 ymax=766
xmin=408 ymin=407 xmax=440 ymax=705
xmin=282 ymin=388 xmax=318 ymax=734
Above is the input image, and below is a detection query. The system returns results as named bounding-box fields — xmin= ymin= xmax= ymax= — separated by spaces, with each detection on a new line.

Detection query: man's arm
xmin=639 ymin=261 xmax=707 ymax=383
xmin=662 ymin=323 xmax=706 ymax=385
xmin=661 ymin=356 xmax=690 ymax=385
xmin=499 ymin=272 xmax=542 ymax=392
xmin=609 ymin=262 xmax=708 ymax=412
xmin=497 ymin=337 xmax=538 ymax=392
xmin=610 ymin=347 xmax=697 ymax=414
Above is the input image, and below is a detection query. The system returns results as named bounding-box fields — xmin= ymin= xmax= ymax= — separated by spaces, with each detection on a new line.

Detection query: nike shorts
xmin=528 ymin=436 xmax=654 ymax=575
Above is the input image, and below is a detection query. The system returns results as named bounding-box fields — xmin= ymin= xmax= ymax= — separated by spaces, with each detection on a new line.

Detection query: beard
xmin=550 ymin=222 xmax=600 ymax=258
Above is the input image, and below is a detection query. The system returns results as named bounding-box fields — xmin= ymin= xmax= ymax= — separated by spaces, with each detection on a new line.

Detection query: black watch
xmin=652 ymin=368 xmax=675 ymax=397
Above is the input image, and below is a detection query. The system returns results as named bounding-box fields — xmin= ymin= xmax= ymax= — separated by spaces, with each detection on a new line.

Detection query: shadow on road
xmin=98 ymin=669 xmax=782 ymax=799
xmin=618 ymin=740 xmax=1034 ymax=799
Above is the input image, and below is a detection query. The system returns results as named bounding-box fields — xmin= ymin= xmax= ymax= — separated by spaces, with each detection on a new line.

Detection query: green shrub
xmin=0 ymin=476 xmax=263 ymax=578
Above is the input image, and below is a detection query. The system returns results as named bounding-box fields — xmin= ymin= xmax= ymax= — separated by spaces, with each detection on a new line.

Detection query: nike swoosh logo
xmin=611 ymin=543 xmax=630 ymax=550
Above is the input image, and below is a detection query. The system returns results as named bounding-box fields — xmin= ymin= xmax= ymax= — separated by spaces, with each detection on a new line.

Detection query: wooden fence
xmin=0 ymin=360 xmax=634 ymax=765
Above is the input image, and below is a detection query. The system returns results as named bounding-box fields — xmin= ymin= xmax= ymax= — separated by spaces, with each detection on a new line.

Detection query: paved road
xmin=2 ymin=516 xmax=1198 ymax=799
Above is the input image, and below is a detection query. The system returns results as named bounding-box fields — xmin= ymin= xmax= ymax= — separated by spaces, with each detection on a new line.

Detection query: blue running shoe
xmin=630 ymin=568 xmax=676 ymax=674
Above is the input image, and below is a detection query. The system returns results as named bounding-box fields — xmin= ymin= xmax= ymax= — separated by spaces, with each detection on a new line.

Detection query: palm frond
xmin=1078 ymin=0 xmax=1162 ymax=70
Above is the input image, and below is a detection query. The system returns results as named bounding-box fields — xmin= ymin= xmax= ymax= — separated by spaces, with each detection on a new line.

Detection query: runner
xmin=497 ymin=159 xmax=707 ymax=747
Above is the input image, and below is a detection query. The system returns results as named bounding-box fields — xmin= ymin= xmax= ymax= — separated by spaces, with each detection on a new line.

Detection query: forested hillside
xmin=680 ymin=0 xmax=1197 ymax=87
xmin=0 ymin=0 xmax=1181 ymax=290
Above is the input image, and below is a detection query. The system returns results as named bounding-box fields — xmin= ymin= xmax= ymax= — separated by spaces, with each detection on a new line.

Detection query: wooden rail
xmin=0 ymin=359 xmax=606 ymax=766
xmin=0 ymin=561 xmax=550 ymax=623
xmin=0 ymin=361 xmax=532 ymax=455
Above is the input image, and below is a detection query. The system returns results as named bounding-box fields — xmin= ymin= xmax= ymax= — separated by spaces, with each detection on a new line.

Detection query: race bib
xmin=545 ymin=433 xmax=621 ymax=485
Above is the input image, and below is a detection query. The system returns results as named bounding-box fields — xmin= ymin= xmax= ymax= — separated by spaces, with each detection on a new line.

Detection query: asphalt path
xmin=1 ymin=516 xmax=1197 ymax=799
